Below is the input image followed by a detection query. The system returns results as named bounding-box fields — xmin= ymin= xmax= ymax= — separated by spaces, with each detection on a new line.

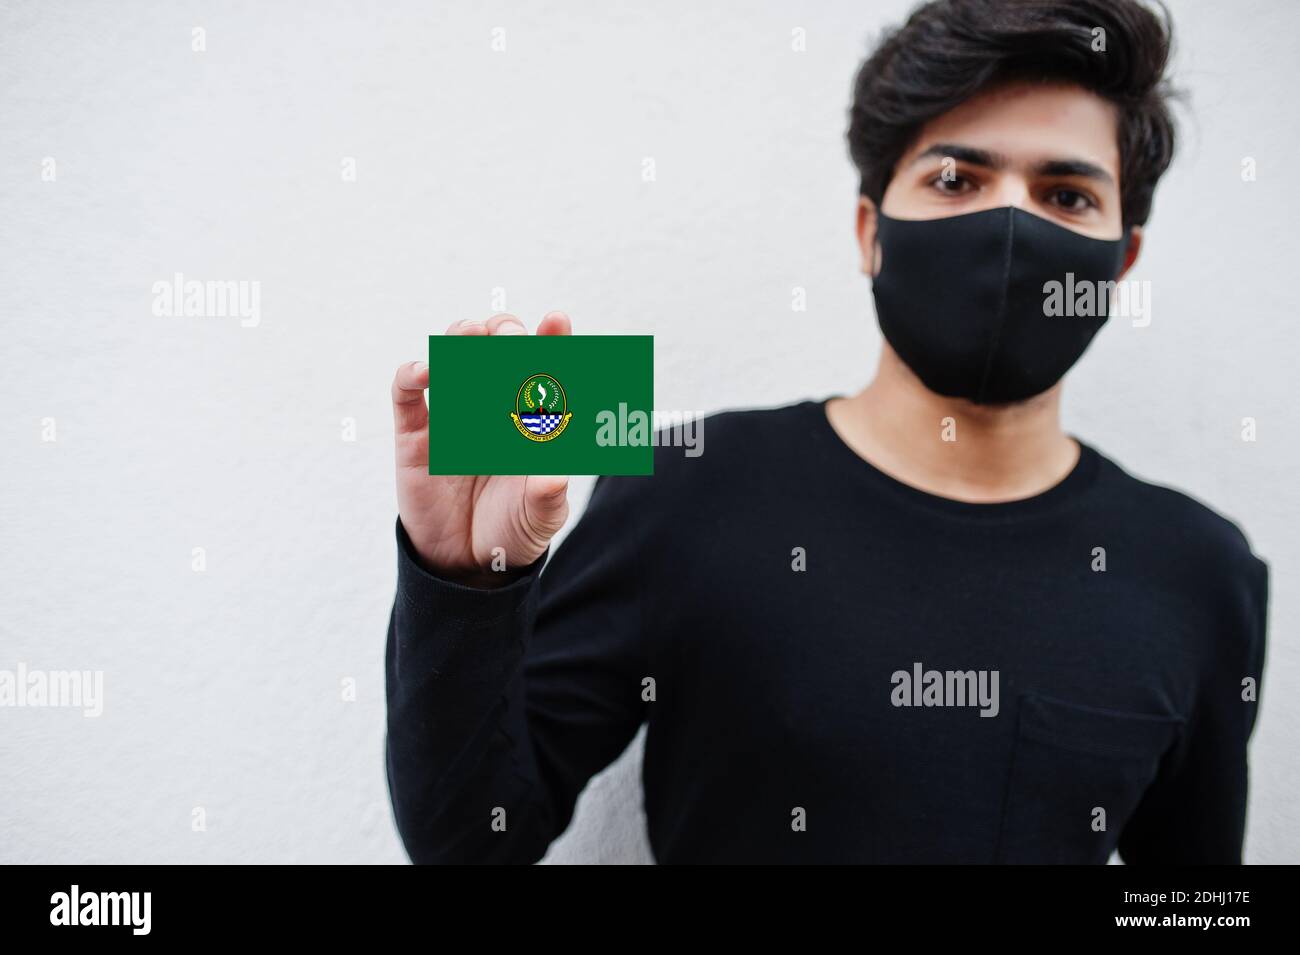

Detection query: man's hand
xmin=393 ymin=312 xmax=572 ymax=587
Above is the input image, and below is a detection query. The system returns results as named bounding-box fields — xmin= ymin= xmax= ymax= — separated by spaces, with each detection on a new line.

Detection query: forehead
xmin=899 ymin=81 xmax=1121 ymax=176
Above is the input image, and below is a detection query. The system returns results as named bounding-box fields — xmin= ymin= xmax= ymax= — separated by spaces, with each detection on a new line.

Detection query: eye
xmin=928 ymin=173 xmax=975 ymax=196
xmin=1047 ymin=187 xmax=1097 ymax=213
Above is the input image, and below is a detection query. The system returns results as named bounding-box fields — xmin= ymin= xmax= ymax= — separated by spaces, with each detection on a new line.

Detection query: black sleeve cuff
xmin=394 ymin=516 xmax=547 ymax=626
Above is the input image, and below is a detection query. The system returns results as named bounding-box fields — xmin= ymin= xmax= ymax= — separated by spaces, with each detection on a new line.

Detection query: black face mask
xmin=870 ymin=206 xmax=1130 ymax=404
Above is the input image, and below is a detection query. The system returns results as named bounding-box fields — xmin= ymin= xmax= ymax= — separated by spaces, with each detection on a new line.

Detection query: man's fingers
xmin=486 ymin=313 xmax=527 ymax=335
xmin=444 ymin=318 xmax=488 ymax=336
xmin=392 ymin=361 xmax=430 ymax=437
xmin=447 ymin=311 xmax=569 ymax=336
xmin=537 ymin=311 xmax=572 ymax=336
xmin=401 ymin=311 xmax=569 ymax=461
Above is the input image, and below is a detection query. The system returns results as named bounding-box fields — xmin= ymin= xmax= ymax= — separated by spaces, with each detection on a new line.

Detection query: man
xmin=385 ymin=0 xmax=1268 ymax=863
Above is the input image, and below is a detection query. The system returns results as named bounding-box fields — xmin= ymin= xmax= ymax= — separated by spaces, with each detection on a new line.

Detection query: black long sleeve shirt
xmin=384 ymin=399 xmax=1269 ymax=864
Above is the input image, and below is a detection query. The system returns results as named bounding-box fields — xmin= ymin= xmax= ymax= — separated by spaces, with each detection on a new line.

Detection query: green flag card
xmin=427 ymin=334 xmax=654 ymax=476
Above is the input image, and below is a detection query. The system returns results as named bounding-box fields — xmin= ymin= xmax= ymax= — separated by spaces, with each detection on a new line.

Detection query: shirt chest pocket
xmin=995 ymin=693 xmax=1183 ymax=864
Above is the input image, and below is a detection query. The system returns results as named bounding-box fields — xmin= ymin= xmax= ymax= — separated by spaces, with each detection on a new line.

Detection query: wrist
xmin=396 ymin=517 xmax=542 ymax=590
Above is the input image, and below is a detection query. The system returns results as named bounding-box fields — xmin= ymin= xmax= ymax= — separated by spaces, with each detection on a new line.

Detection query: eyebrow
xmin=912 ymin=143 xmax=1114 ymax=185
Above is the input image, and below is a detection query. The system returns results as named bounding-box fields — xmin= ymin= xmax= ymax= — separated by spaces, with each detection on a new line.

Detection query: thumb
xmin=521 ymin=475 xmax=570 ymax=546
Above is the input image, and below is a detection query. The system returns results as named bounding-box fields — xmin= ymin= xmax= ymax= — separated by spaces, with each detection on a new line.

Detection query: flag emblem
xmin=510 ymin=373 xmax=572 ymax=442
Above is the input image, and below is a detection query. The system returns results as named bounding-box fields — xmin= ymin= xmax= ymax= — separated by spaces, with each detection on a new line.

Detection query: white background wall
xmin=1 ymin=0 xmax=1295 ymax=864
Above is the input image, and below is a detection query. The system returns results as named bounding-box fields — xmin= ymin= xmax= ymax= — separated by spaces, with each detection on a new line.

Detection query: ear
xmin=857 ymin=196 xmax=882 ymax=277
xmin=1116 ymin=225 xmax=1143 ymax=281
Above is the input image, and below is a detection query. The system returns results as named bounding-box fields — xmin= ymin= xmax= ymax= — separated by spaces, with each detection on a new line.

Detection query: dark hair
xmin=847 ymin=0 xmax=1178 ymax=227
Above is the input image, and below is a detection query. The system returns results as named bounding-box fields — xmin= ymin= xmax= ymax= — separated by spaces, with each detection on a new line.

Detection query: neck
xmin=825 ymin=346 xmax=1080 ymax=502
